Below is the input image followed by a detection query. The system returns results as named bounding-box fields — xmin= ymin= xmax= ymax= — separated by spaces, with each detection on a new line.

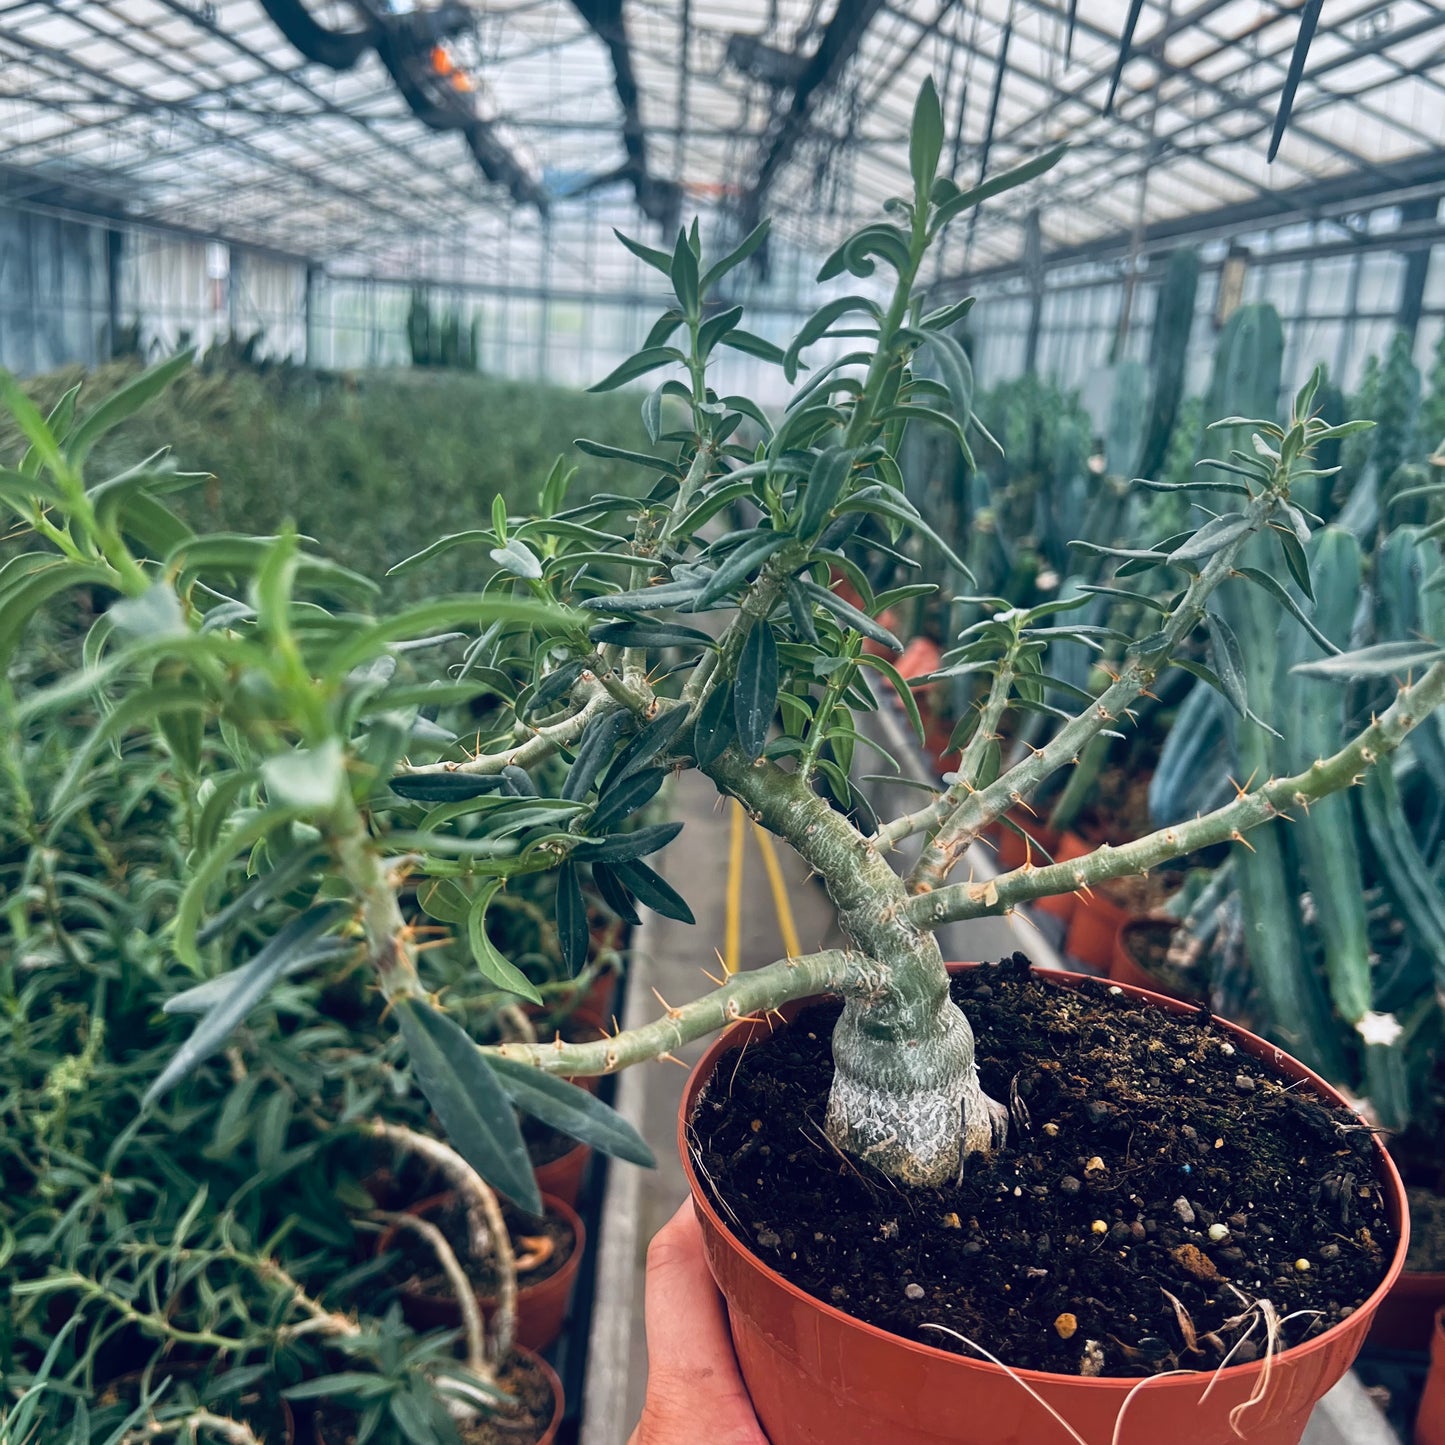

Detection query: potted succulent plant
xmin=7 ymin=79 xmax=1445 ymax=1445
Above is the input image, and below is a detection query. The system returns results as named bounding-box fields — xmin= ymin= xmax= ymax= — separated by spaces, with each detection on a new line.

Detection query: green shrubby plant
xmin=4 ymin=80 xmax=1445 ymax=1238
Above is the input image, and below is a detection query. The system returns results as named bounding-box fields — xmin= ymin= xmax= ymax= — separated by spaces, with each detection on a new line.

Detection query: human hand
xmin=627 ymin=1199 xmax=768 ymax=1445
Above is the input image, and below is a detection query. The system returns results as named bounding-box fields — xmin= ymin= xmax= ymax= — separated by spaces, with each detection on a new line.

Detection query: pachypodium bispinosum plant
xmin=6 ymin=80 xmax=1445 ymax=1202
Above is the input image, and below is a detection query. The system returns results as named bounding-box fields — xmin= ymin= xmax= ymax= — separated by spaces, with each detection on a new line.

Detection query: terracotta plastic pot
xmin=1418 ymin=1307 xmax=1445 ymax=1445
xmin=1034 ymin=829 xmax=1088 ymax=924
xmin=994 ymin=819 xmax=1060 ymax=875
xmin=378 ymin=1191 xmax=586 ymax=1354
xmin=1369 ymin=1265 xmax=1445 ymax=1352
xmin=533 ymin=1137 xmax=591 ymax=1210
xmin=1064 ymin=887 xmax=1127 ymax=971
xmin=679 ymin=963 xmax=1409 ymax=1445
xmin=1107 ymin=916 xmax=1204 ymax=1004
xmin=582 ymin=963 xmax=620 ymax=1021
xmin=306 ymin=1349 xmax=561 ymax=1445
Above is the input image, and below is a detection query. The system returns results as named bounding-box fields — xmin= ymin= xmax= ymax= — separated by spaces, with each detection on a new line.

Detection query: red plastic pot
xmin=994 ymin=819 xmax=1060 ymax=875
xmin=1418 ymin=1307 xmax=1445 ymax=1445
xmin=1369 ymin=1264 xmax=1445 ymax=1352
xmin=1064 ymin=887 xmax=1128 ymax=971
xmin=1034 ymin=829 xmax=1088 ymax=924
xmin=378 ymin=1191 xmax=586 ymax=1354
xmin=1107 ymin=916 xmax=1205 ymax=1004
xmin=533 ymin=1138 xmax=591 ymax=1210
xmin=679 ymin=964 xmax=1409 ymax=1445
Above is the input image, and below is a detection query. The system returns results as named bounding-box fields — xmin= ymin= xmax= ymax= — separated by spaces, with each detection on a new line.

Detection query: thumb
xmin=629 ymin=1200 xmax=767 ymax=1445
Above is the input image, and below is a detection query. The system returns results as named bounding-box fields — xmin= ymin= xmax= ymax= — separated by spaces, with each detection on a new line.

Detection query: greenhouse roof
xmin=1 ymin=0 xmax=1443 ymax=283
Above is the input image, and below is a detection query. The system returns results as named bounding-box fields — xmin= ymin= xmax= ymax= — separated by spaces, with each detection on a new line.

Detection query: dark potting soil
xmin=383 ymin=1194 xmax=574 ymax=1299
xmin=1405 ymin=1187 xmax=1445 ymax=1272
xmin=524 ymin=1116 xmax=577 ymax=1168
xmin=691 ymin=956 xmax=1394 ymax=1379
xmin=1122 ymin=920 xmax=1206 ymax=1001
xmin=1097 ymin=870 xmax=1180 ymax=916
xmin=308 ymin=1354 xmax=554 ymax=1445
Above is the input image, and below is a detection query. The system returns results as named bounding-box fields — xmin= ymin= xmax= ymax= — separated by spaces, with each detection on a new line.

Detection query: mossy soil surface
xmin=692 ymin=956 xmax=1394 ymax=1378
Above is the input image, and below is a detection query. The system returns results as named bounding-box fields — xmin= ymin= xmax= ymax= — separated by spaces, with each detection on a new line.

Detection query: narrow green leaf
xmin=670 ymin=230 xmax=700 ymax=316
xmin=561 ymin=709 xmax=628 ymax=803
xmin=1204 ymin=610 xmax=1250 ymax=718
xmin=859 ymin=653 xmax=926 ymax=745
xmin=695 ymin=531 xmax=789 ymax=609
xmin=591 ymin=861 xmax=640 ymax=924
xmin=800 ymin=580 xmax=902 ymax=651
xmin=66 ymin=350 xmax=194 ymax=464
xmin=734 ymin=620 xmax=779 ymax=760
xmin=932 ymin=144 xmax=1067 ymax=229
xmin=608 ymin=704 xmax=693 ymax=783
xmin=394 ymin=996 xmax=541 ymax=1211
xmin=593 ymin=766 xmax=667 ymax=831
xmin=717 ymin=330 xmax=787 ymax=365
xmin=490 ymin=1056 xmax=656 ymax=1165
xmin=588 ymin=347 xmax=684 ymax=394
xmin=701 ymin=219 xmax=771 ymax=294
xmin=588 ymin=619 xmax=716 ymax=650
xmin=145 ymin=904 xmax=349 ymax=1104
xmin=910 ymin=76 xmax=945 ymax=198
xmin=798 ymin=447 xmax=855 ymax=540
xmin=466 ymin=882 xmax=544 ymax=1004
xmin=1237 ymin=566 xmax=1341 ymax=656
xmin=613 ymin=228 xmax=672 ymax=272
xmin=572 ymin=820 xmax=683 ymax=863
xmin=555 ymin=861 xmax=589 ymax=973
xmin=693 ymin=680 xmax=736 ymax=768
xmin=611 ymin=858 xmax=695 ymax=924
xmin=1292 ymin=641 xmax=1445 ymax=680
xmin=391 ymin=773 xmax=508 ymax=802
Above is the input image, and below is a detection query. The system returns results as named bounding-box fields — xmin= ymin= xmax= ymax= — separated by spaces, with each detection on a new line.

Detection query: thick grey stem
xmin=826 ymin=937 xmax=1001 ymax=1185
xmin=708 ymin=752 xmax=999 ymax=1185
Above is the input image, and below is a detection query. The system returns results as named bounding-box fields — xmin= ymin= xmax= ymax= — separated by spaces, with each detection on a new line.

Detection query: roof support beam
xmin=740 ymin=0 xmax=888 ymax=230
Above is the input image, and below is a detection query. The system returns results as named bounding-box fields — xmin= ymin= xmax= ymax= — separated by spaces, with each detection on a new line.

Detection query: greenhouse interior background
xmin=5 ymin=1 xmax=1445 ymax=1443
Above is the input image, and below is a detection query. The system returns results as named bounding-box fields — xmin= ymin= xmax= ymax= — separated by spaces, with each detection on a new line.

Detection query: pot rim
xmin=510 ymin=1342 xmax=566 ymax=1442
xmin=678 ymin=961 xmax=1410 ymax=1392
xmin=377 ymin=1188 xmax=586 ymax=1301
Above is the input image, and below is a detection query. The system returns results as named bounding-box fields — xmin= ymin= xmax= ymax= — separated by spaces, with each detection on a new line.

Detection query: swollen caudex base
xmin=824 ymin=990 xmax=1001 ymax=1188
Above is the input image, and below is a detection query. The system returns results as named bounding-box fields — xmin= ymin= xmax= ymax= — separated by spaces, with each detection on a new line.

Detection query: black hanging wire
xmin=1104 ymin=0 xmax=1146 ymax=116
xmin=1268 ymin=0 xmax=1324 ymax=161
xmin=965 ymin=0 xmax=1014 ymax=256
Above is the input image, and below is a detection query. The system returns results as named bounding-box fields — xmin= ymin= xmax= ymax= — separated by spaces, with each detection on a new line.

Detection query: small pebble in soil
xmin=1174 ymin=1197 xmax=1196 ymax=1224
xmin=1208 ymin=1223 xmax=1230 ymax=1243
xmin=756 ymin=1228 xmax=781 ymax=1248
xmin=942 ymin=1212 xmax=961 ymax=1229
xmin=1059 ymin=1176 xmax=1081 ymax=1195
xmin=1084 ymin=1156 xmax=1106 ymax=1174
xmin=1091 ymin=1219 xmax=1109 ymax=1235
xmin=1295 ymin=1258 xmax=1311 ymax=1272
xmin=1321 ymin=1243 xmax=1341 ymax=1260
xmin=1085 ymin=1101 xmax=1111 ymax=1123
xmin=1054 ymin=1312 xmax=1078 ymax=1340
xmin=1043 ymin=1122 xmax=1060 ymax=1137
xmin=904 ymin=1283 xmax=925 ymax=1300
xmin=1234 ymin=1075 xmax=1256 ymax=1094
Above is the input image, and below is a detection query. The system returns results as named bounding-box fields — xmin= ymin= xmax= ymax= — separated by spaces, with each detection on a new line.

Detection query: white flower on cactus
xmin=1355 ymin=1011 xmax=1404 ymax=1048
